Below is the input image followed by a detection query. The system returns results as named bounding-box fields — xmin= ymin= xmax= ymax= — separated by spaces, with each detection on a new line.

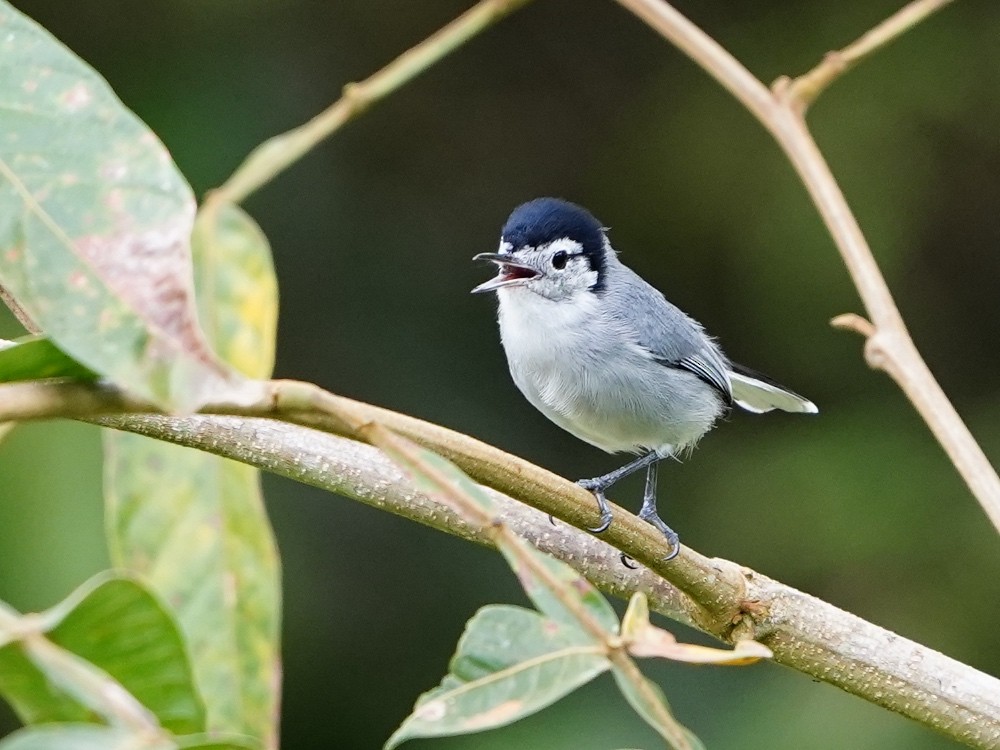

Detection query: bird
xmin=472 ymin=197 xmax=816 ymax=560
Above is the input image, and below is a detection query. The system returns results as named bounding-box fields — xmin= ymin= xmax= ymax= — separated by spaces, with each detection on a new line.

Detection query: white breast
xmin=496 ymin=287 xmax=721 ymax=455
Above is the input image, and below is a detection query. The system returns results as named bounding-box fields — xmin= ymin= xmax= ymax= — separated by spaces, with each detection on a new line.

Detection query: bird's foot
xmin=577 ymin=476 xmax=607 ymax=493
xmin=637 ymin=507 xmax=681 ymax=561
xmin=577 ymin=478 xmax=614 ymax=533
xmin=586 ymin=502 xmax=613 ymax=534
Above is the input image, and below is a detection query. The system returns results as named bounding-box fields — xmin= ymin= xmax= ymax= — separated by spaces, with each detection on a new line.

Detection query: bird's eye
xmin=551 ymin=251 xmax=568 ymax=270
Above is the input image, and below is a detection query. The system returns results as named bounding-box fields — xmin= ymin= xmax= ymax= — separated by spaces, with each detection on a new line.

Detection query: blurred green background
xmin=1 ymin=0 xmax=998 ymax=748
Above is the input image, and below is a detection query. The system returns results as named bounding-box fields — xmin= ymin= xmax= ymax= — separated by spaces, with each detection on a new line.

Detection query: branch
xmin=96 ymin=413 xmax=705 ymax=631
xmin=613 ymin=0 xmax=1000 ymax=536
xmin=0 ymin=378 xmax=744 ymax=628
xmin=210 ymin=0 xmax=533 ymax=206
xmin=785 ymin=0 xmax=956 ymax=112
xmin=2 ymin=378 xmax=999 ymax=746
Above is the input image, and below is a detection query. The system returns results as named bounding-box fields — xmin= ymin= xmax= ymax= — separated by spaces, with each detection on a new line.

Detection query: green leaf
xmin=498 ymin=533 xmax=618 ymax=636
xmin=0 ymin=725 xmax=260 ymax=750
xmin=0 ymin=2 xmax=238 ymax=410
xmin=46 ymin=575 xmax=206 ymax=733
xmin=385 ymin=605 xmax=610 ymax=748
xmin=191 ymin=202 xmax=277 ymax=379
xmin=0 ymin=724 xmax=171 ymax=750
xmin=0 ymin=643 xmax=90 ymax=725
xmin=174 ymin=734 xmax=261 ymax=750
xmin=611 ymin=667 xmax=703 ymax=750
xmin=104 ymin=436 xmax=280 ymax=744
xmin=0 ymin=336 xmax=95 ymax=383
xmin=104 ymin=167 xmax=281 ymax=744
xmin=0 ymin=573 xmax=205 ymax=734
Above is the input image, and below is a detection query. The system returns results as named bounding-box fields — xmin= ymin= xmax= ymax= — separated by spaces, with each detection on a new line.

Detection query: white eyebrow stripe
xmin=540 ymin=238 xmax=584 ymax=254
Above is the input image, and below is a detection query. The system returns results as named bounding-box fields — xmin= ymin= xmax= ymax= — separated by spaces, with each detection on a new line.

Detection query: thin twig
xmin=830 ymin=313 xmax=876 ymax=338
xmin=614 ymin=0 xmax=1000 ymax=535
xmin=784 ymin=0 xmax=956 ymax=112
xmin=210 ymin=0 xmax=533 ymax=206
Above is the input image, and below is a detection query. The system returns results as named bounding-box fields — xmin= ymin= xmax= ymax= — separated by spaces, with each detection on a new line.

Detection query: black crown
xmin=501 ymin=198 xmax=607 ymax=286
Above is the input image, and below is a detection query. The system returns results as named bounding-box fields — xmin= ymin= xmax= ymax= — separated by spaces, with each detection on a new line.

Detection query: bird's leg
xmin=637 ymin=460 xmax=681 ymax=560
xmin=577 ymin=451 xmax=659 ymax=533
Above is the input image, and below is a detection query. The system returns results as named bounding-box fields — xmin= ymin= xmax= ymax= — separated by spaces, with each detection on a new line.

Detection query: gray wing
xmin=602 ymin=262 xmax=733 ymax=404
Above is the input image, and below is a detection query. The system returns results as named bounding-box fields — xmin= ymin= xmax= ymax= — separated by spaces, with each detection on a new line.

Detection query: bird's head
xmin=472 ymin=197 xmax=609 ymax=301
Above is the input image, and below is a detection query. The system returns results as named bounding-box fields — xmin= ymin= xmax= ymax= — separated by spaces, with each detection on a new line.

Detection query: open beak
xmin=471 ymin=252 xmax=541 ymax=294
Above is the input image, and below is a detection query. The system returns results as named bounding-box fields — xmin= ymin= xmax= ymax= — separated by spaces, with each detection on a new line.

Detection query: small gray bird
xmin=472 ymin=197 xmax=816 ymax=559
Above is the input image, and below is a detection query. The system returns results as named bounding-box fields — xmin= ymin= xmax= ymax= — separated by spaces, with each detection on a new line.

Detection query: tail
xmin=728 ymin=362 xmax=817 ymax=415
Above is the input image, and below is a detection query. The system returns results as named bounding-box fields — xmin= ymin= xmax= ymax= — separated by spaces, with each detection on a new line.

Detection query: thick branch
xmin=83 ymin=411 xmax=1000 ymax=748
xmin=0 ymin=378 xmax=745 ymax=629
xmin=96 ymin=413 xmax=704 ymax=630
xmin=0 ymin=378 xmax=998 ymax=745
xmin=613 ymin=0 xmax=1000 ymax=535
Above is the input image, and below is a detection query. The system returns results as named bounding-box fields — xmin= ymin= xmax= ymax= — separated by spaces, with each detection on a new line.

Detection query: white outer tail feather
xmin=729 ymin=369 xmax=818 ymax=415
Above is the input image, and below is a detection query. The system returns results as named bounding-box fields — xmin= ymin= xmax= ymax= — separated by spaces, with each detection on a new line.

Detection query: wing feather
xmin=602 ymin=263 xmax=734 ymax=405
xmin=672 ymin=355 xmax=733 ymax=405
xmin=728 ymin=363 xmax=817 ymax=414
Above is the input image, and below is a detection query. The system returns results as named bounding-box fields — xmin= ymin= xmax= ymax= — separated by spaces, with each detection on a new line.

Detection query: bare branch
xmin=830 ymin=313 xmax=876 ymax=338
xmin=614 ymin=0 xmax=1000 ymax=535
xmin=785 ymin=0 xmax=957 ymax=112
xmin=97 ymin=413 xmax=706 ymax=630
xmin=211 ymin=0 xmax=533 ymax=206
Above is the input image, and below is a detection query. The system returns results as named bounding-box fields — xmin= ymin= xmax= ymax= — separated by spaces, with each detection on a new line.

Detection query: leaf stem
xmin=0 ymin=606 xmax=162 ymax=736
xmin=610 ymin=653 xmax=691 ymax=750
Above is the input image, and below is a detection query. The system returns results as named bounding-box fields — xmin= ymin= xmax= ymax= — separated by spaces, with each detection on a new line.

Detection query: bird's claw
xmin=577 ymin=479 xmax=614 ymax=533
xmin=620 ymin=553 xmax=638 ymax=569
xmin=638 ymin=507 xmax=681 ymax=561
xmin=587 ymin=508 xmax=613 ymax=534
